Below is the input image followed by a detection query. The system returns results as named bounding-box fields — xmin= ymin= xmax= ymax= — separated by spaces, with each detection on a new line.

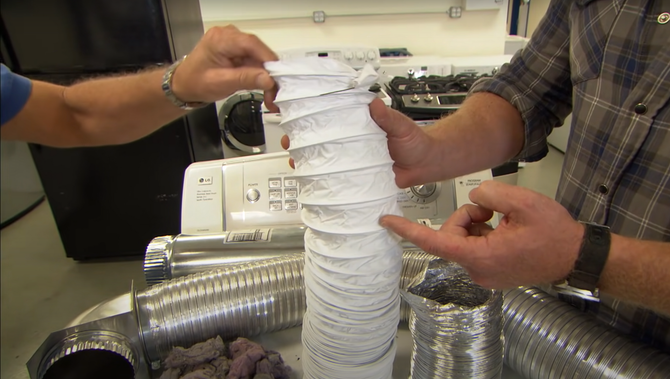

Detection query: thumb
xmin=379 ymin=215 xmax=469 ymax=261
xmin=369 ymin=98 xmax=417 ymax=139
xmin=220 ymin=67 xmax=276 ymax=92
xmin=468 ymin=180 xmax=522 ymax=215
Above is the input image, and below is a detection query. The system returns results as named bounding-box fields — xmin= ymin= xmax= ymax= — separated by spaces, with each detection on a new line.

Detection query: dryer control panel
xmin=277 ymin=46 xmax=381 ymax=70
xmin=181 ymin=152 xmax=495 ymax=234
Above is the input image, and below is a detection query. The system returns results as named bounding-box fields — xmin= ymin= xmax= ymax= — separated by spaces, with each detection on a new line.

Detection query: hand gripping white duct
xmin=265 ymin=57 xmax=404 ymax=378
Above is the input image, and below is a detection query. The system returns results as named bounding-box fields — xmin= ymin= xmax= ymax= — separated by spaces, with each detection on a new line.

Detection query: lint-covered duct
xmin=264 ymin=57 xmax=404 ymax=378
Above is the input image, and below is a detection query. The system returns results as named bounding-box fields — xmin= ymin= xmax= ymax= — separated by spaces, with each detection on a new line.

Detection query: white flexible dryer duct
xmin=265 ymin=58 xmax=403 ymax=378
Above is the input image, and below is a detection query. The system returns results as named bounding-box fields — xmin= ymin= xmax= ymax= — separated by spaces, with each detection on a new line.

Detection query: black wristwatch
xmin=552 ymin=221 xmax=611 ymax=302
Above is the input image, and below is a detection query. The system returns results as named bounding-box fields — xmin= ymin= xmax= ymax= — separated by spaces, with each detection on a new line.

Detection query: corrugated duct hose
xmin=136 ymin=251 xmax=670 ymax=378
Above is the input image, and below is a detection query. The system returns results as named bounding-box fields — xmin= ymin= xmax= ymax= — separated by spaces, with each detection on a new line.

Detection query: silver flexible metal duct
xmin=143 ymin=226 xmax=428 ymax=286
xmin=137 ymin=245 xmax=670 ymax=378
xmin=30 ymin=248 xmax=669 ymax=379
xmin=136 ymin=254 xmax=307 ymax=362
xmin=502 ymin=287 xmax=670 ymax=379
xmin=143 ymin=227 xmax=308 ymax=285
xmin=137 ymin=251 xmax=433 ymax=363
xmin=402 ymin=260 xmax=504 ymax=379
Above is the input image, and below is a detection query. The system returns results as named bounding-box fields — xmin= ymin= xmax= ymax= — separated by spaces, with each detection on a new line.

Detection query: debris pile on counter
xmin=160 ymin=336 xmax=292 ymax=379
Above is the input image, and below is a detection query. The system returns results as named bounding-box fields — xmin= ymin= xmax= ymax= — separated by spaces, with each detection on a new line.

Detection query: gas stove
xmin=384 ymin=71 xmax=519 ymax=182
xmin=385 ymin=73 xmax=491 ymax=120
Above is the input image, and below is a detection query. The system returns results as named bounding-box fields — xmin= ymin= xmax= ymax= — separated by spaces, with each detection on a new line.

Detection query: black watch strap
xmin=567 ymin=222 xmax=611 ymax=292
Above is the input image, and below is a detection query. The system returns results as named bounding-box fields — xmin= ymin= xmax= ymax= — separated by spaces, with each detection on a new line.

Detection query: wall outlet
xmin=449 ymin=6 xmax=463 ymax=18
xmin=312 ymin=11 xmax=326 ymax=23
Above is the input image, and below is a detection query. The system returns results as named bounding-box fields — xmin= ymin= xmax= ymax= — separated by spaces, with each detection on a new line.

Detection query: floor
xmin=0 ymin=147 xmax=565 ymax=379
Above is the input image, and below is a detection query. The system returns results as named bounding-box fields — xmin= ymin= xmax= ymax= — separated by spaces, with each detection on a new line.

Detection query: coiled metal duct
xmin=135 ymin=254 xmax=308 ymax=362
xmin=403 ymin=260 xmax=504 ymax=379
xmin=136 ymin=251 xmax=434 ymax=363
xmin=138 ymin=248 xmax=669 ymax=378
xmin=503 ymin=287 xmax=670 ymax=379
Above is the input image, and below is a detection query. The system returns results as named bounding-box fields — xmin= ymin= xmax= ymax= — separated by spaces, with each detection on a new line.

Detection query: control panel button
xmin=270 ymin=200 xmax=283 ymax=211
xmin=285 ymin=200 xmax=299 ymax=211
xmin=269 ymin=189 xmax=282 ymax=200
xmin=269 ymin=178 xmax=282 ymax=188
xmin=284 ymin=178 xmax=298 ymax=187
xmin=285 ymin=188 xmax=298 ymax=199
xmin=246 ymin=189 xmax=261 ymax=203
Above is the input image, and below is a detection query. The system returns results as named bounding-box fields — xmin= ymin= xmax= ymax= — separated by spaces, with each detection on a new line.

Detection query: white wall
xmin=527 ymin=0 xmax=550 ymax=37
xmin=200 ymin=0 xmax=509 ymax=57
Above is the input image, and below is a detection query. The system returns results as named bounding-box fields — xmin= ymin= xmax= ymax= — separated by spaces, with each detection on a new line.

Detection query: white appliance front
xmin=448 ymin=55 xmax=515 ymax=75
xmin=378 ymin=56 xmax=453 ymax=83
xmin=181 ymin=152 xmax=496 ymax=234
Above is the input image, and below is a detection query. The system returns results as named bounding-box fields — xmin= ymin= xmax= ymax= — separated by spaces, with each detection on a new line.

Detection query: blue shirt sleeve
xmin=1 ymin=64 xmax=33 ymax=126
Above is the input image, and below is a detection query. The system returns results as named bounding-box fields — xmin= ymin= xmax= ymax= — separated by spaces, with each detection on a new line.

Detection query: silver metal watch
xmin=161 ymin=56 xmax=208 ymax=111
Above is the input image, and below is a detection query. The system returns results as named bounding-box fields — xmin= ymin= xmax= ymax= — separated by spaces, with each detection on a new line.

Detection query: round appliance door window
xmin=219 ymin=92 xmax=266 ymax=154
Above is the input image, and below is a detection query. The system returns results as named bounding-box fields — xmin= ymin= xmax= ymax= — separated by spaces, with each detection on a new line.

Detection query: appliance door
xmin=218 ymin=92 xmax=266 ymax=158
xmin=0 ymin=141 xmax=45 ymax=228
xmin=0 ymin=0 xmax=173 ymax=73
xmin=29 ymin=121 xmax=195 ymax=260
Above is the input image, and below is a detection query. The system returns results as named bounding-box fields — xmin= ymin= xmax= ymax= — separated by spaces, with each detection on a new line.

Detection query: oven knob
xmin=405 ymin=182 xmax=440 ymax=204
xmin=246 ymin=188 xmax=261 ymax=203
xmin=355 ymin=51 xmax=365 ymax=60
xmin=367 ymin=50 xmax=376 ymax=60
xmin=410 ymin=94 xmax=420 ymax=103
xmin=424 ymin=93 xmax=434 ymax=102
xmin=344 ymin=51 xmax=354 ymax=60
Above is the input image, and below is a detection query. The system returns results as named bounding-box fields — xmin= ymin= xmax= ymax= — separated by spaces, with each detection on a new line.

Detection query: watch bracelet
xmin=161 ymin=56 xmax=208 ymax=110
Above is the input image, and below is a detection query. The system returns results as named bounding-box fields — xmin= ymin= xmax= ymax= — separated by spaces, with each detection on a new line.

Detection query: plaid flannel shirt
xmin=470 ymin=0 xmax=670 ymax=352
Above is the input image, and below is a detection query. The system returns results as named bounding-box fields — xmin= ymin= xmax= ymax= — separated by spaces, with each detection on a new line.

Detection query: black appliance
xmin=0 ymin=0 xmax=223 ymax=260
xmin=385 ymin=73 xmax=491 ymax=120
xmin=385 ymin=73 xmax=519 ymax=179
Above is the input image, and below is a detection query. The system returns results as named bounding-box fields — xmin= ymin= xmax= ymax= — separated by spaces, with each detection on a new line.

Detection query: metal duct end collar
xmin=144 ymin=235 xmax=174 ymax=286
xmin=38 ymin=330 xmax=137 ymax=379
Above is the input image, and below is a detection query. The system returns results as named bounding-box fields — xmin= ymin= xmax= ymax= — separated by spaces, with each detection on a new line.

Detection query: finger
xmin=443 ymin=204 xmax=494 ymax=234
xmin=227 ymin=27 xmax=279 ymax=64
xmin=206 ymin=26 xmax=279 ymax=65
xmin=379 ymin=215 xmax=468 ymax=261
xmin=369 ymin=98 xmax=416 ymax=139
xmin=238 ymin=33 xmax=279 ymax=64
xmin=468 ymin=180 xmax=533 ymax=215
xmin=217 ymin=67 xmax=276 ymax=93
xmin=264 ymin=85 xmax=279 ymax=113
xmin=467 ymin=223 xmax=494 ymax=237
xmin=281 ymin=135 xmax=290 ymax=150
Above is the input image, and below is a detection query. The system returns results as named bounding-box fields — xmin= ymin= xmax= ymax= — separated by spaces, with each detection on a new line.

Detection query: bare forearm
xmin=426 ymin=92 xmax=525 ymax=179
xmin=599 ymin=234 xmax=670 ymax=316
xmin=63 ymin=68 xmax=187 ymax=146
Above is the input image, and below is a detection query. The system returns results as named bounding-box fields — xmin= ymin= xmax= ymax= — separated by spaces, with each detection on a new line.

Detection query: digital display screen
xmin=438 ymin=95 xmax=467 ymax=105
